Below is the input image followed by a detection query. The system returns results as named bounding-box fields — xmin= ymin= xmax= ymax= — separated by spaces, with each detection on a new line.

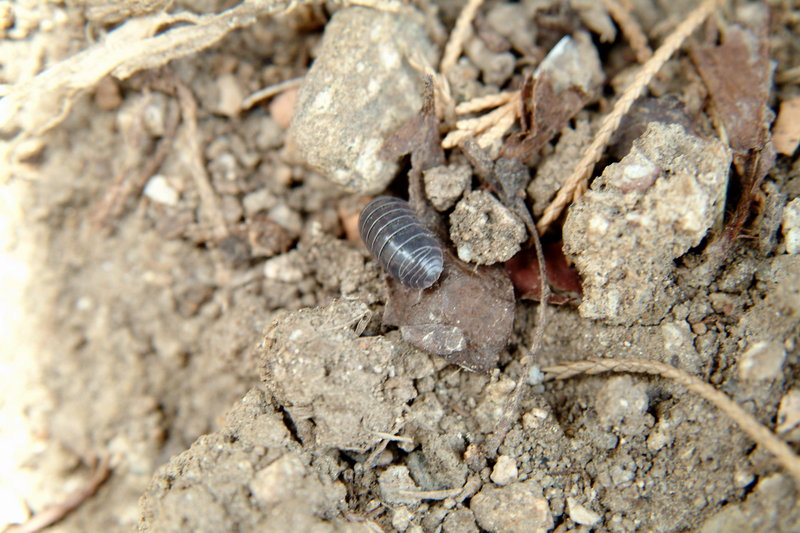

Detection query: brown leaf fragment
xmin=383 ymin=253 xmax=514 ymax=373
xmin=381 ymin=77 xmax=445 ymax=213
xmin=691 ymin=24 xmax=773 ymax=157
xmin=380 ymin=77 xmax=445 ymax=173
xmin=502 ymin=74 xmax=590 ymax=160
xmin=773 ymin=97 xmax=800 ymax=156
xmin=690 ymin=22 xmax=776 ymax=278
xmin=505 ymin=241 xmax=581 ymax=304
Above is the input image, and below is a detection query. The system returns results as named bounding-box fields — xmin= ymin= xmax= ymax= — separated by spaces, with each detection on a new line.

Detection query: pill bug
xmin=359 ymin=196 xmax=444 ymax=289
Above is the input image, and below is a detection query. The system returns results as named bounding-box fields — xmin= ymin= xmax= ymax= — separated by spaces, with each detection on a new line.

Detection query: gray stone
xmin=287 ymin=7 xmax=436 ymax=194
xmin=563 ymin=123 xmax=731 ymax=324
xmin=470 ymin=480 xmax=553 ymax=533
xmin=450 ymin=191 xmax=527 ymax=265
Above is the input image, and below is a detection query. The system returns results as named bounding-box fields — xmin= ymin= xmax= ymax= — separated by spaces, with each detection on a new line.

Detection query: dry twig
xmin=484 ymin=215 xmax=550 ymax=458
xmin=536 ymin=0 xmax=725 ymax=234
xmin=6 ymin=456 xmax=112 ymax=533
xmin=91 ymin=93 xmax=181 ymax=231
xmin=542 ymin=358 xmax=800 ymax=488
xmin=175 ymin=81 xmax=229 ymax=241
xmin=242 ymin=76 xmax=304 ymax=110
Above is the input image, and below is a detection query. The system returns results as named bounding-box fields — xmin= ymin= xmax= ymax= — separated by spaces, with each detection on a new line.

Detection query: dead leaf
xmin=505 ymin=241 xmax=581 ymax=304
xmin=692 ymin=24 xmax=773 ymax=158
xmin=691 ymin=22 xmax=775 ymax=274
xmin=383 ymin=252 xmax=515 ymax=373
xmin=381 ymin=76 xmax=445 ymax=176
xmin=502 ymin=73 xmax=590 ymax=160
xmin=381 ymin=76 xmax=446 ymax=234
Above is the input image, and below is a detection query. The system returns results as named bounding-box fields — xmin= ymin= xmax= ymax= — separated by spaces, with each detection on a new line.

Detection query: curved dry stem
xmin=439 ymin=0 xmax=484 ymax=74
xmin=455 ymin=91 xmax=519 ymax=114
xmin=485 ymin=223 xmax=550 ymax=458
xmin=600 ymin=0 xmax=653 ymax=63
xmin=542 ymin=357 xmax=800 ymax=488
xmin=536 ymin=0 xmax=725 ymax=234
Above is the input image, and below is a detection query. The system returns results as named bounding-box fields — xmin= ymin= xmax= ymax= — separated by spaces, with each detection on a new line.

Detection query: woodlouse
xmin=359 ymin=196 xmax=444 ymax=289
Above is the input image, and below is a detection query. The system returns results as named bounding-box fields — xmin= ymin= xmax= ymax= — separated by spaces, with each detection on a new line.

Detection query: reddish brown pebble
xmin=270 ymin=88 xmax=298 ymax=129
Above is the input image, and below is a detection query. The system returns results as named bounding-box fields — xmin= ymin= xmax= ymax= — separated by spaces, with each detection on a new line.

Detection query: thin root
xmin=175 ymin=80 xmax=229 ymax=241
xmin=7 ymin=456 xmax=112 ymax=533
xmin=542 ymin=357 xmax=800 ymax=489
xmin=439 ymin=0 xmax=484 ymax=75
xmin=600 ymin=0 xmax=653 ymax=63
xmin=242 ymin=76 xmax=304 ymax=110
xmin=484 ymin=213 xmax=550 ymax=458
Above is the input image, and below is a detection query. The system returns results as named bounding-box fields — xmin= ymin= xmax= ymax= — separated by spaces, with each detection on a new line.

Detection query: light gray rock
xmin=563 ymin=122 xmax=731 ymax=324
xmin=424 ymin=163 xmax=471 ymax=211
xmin=287 ymin=7 xmax=436 ymax=194
xmin=450 ymin=191 xmax=527 ymax=265
xmin=470 ymin=480 xmax=553 ymax=533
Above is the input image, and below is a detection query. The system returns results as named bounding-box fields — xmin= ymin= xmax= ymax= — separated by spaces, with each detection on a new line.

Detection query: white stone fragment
xmin=143 ymin=175 xmax=179 ymax=206
xmin=490 ymin=455 xmax=518 ymax=486
xmin=263 ymin=252 xmax=304 ymax=283
xmin=738 ymin=340 xmax=786 ymax=381
xmin=782 ymin=198 xmax=800 ymax=254
xmin=287 ymin=7 xmax=436 ymax=193
xmin=567 ymin=496 xmax=602 ymax=526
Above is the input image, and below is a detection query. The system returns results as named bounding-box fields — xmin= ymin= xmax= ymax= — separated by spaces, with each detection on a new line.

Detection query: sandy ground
xmin=1 ymin=1 xmax=800 ymax=532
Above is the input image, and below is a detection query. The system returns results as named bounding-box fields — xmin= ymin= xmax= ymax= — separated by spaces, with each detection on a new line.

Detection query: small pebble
xmin=490 ymin=455 xmax=518 ymax=486
xmin=777 ymin=389 xmax=800 ymax=439
xmin=450 ymin=191 xmax=526 ymax=265
xmin=243 ymin=188 xmax=278 ymax=215
xmin=270 ymin=88 xmax=298 ymax=129
xmin=213 ymin=73 xmax=244 ymax=117
xmin=392 ymin=507 xmax=414 ymax=531
xmin=738 ymin=340 xmax=786 ymax=381
xmin=263 ymin=252 xmax=304 ymax=282
xmin=142 ymin=93 xmax=169 ymax=137
xmin=94 ymin=76 xmax=122 ymax=111
xmin=379 ymin=466 xmax=420 ymax=505
xmin=470 ymin=480 xmax=553 ymax=533
xmin=143 ymin=175 xmax=179 ymax=206
xmin=567 ymin=497 xmax=602 ymax=527
xmin=423 ymin=164 xmax=471 ymax=211
xmin=782 ymin=198 xmax=800 ymax=254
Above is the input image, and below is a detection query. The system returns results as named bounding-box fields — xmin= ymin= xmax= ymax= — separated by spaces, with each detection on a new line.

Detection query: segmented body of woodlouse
xmin=359 ymin=196 xmax=444 ymax=289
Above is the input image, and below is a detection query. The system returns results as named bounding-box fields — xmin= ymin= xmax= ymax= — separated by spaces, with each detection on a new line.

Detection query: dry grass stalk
xmin=485 ymin=221 xmax=550 ymax=458
xmin=439 ymin=0 xmax=484 ymax=74
xmin=543 ymin=357 xmax=800 ymax=489
xmin=477 ymin=104 xmax=518 ymax=148
xmin=242 ymin=76 xmax=304 ymax=109
xmin=455 ymin=91 xmax=519 ymax=114
xmin=600 ymin=0 xmax=653 ymax=63
xmin=536 ymin=0 xmax=725 ymax=234
xmin=175 ymin=81 xmax=229 ymax=241
xmin=442 ymin=92 xmax=520 ymax=149
xmin=7 ymin=456 xmax=111 ymax=533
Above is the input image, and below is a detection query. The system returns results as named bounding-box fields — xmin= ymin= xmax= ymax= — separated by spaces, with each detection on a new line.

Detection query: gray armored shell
xmin=359 ymin=196 xmax=444 ymax=289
